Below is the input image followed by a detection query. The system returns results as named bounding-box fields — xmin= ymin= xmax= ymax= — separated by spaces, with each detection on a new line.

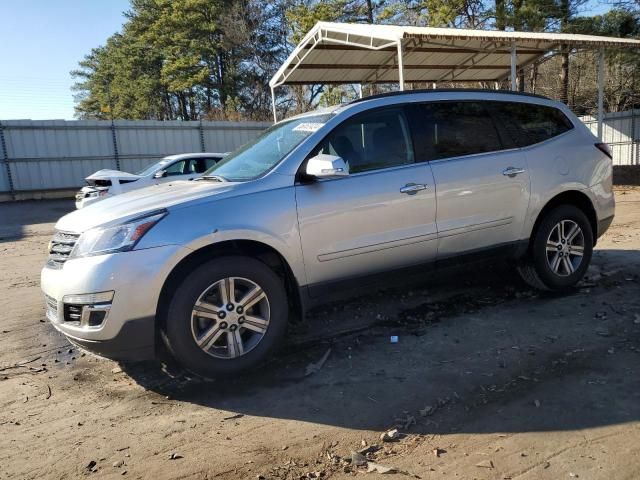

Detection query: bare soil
xmin=1 ymin=188 xmax=640 ymax=480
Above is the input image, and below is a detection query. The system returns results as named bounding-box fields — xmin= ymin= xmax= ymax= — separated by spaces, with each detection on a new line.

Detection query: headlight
xmin=71 ymin=211 xmax=167 ymax=258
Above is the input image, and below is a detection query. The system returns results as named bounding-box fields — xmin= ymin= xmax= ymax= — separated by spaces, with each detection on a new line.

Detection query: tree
xmin=72 ymin=31 xmax=167 ymax=120
xmin=286 ymin=0 xmax=386 ymax=42
xmin=385 ymin=0 xmax=490 ymax=27
xmin=73 ymin=0 xmax=288 ymax=120
xmin=566 ymin=9 xmax=640 ymax=112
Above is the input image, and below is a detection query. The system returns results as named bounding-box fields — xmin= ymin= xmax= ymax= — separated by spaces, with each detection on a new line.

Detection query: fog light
xmin=63 ymin=291 xmax=114 ymax=304
xmin=63 ymin=303 xmax=110 ymax=327
xmin=87 ymin=309 xmax=107 ymax=326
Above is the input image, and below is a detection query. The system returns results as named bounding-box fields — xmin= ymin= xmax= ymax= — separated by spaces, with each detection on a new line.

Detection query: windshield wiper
xmin=198 ymin=175 xmax=227 ymax=182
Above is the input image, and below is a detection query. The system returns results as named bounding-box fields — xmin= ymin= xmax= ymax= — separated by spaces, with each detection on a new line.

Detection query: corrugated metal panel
xmin=0 ymin=166 xmax=9 ymax=192
xmin=202 ymin=121 xmax=267 ymax=153
xmin=581 ymin=110 xmax=639 ymax=166
xmin=3 ymin=120 xmax=116 ymax=191
xmin=0 ymin=120 xmax=10 ymax=193
xmin=9 ymin=158 xmax=116 ymax=190
xmin=0 ymin=120 xmax=270 ymax=194
xmin=116 ymin=120 xmax=201 ymax=156
xmin=317 ymin=21 xmax=640 ymax=47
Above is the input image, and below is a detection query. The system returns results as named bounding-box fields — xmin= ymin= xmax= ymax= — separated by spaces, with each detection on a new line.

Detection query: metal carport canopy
xmin=269 ymin=21 xmax=640 ymax=134
xmin=271 ymin=21 xmax=640 ymax=88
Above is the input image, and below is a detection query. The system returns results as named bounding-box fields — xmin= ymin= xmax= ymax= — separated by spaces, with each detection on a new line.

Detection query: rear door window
xmin=488 ymin=102 xmax=574 ymax=147
xmin=187 ymin=158 xmax=214 ymax=174
xmin=411 ymin=102 xmax=504 ymax=161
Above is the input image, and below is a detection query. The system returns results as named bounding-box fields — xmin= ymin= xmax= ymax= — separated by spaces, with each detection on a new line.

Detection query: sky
xmin=0 ymin=0 xmax=615 ymax=121
xmin=0 ymin=0 xmax=129 ymax=120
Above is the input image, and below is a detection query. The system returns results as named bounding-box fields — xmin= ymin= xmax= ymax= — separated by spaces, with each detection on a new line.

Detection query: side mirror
xmin=153 ymin=170 xmax=167 ymax=179
xmin=305 ymin=154 xmax=349 ymax=179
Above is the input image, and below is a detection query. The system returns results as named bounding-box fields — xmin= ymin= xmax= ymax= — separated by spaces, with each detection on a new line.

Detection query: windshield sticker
xmin=293 ymin=122 xmax=325 ymax=133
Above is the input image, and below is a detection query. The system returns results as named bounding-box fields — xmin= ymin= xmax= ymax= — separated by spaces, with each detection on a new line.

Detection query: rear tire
xmin=161 ymin=256 xmax=288 ymax=378
xmin=518 ymin=205 xmax=593 ymax=291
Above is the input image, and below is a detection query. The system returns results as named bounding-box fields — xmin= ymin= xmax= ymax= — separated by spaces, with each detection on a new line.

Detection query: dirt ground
xmin=1 ymin=188 xmax=640 ymax=480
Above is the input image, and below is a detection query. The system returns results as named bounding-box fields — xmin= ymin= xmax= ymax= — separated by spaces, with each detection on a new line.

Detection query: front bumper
xmin=41 ymin=244 xmax=189 ymax=361
xmin=59 ymin=316 xmax=155 ymax=361
xmin=75 ymin=187 xmax=110 ymax=209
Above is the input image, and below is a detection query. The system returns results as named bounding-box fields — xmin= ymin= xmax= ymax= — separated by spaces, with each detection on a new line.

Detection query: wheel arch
xmin=525 ymin=190 xmax=598 ymax=256
xmin=156 ymin=240 xmax=304 ymax=334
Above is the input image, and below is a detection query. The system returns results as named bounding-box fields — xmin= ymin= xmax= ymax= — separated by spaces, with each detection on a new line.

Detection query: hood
xmin=56 ymin=179 xmax=237 ymax=233
xmin=86 ymin=169 xmax=142 ymax=182
xmin=85 ymin=169 xmax=142 ymax=187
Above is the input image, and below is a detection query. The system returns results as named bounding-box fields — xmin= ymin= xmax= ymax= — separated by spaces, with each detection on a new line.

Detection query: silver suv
xmin=41 ymin=90 xmax=614 ymax=377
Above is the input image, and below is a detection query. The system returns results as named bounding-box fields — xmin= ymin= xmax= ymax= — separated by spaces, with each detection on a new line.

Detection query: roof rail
xmin=348 ymin=88 xmax=551 ymax=105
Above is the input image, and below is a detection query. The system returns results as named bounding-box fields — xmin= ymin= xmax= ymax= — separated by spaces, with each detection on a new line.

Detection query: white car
xmin=75 ymin=153 xmax=225 ymax=209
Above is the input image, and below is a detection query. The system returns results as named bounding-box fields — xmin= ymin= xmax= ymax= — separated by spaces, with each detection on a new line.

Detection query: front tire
xmin=518 ymin=205 xmax=593 ymax=291
xmin=161 ymin=256 xmax=288 ymax=378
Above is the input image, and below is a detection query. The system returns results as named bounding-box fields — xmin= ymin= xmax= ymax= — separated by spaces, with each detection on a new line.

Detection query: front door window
xmin=314 ymin=109 xmax=415 ymax=174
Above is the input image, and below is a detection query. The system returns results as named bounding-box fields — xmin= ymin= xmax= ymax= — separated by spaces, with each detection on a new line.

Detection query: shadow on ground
xmin=121 ymin=250 xmax=640 ymax=437
xmin=0 ymin=199 xmax=73 ymax=241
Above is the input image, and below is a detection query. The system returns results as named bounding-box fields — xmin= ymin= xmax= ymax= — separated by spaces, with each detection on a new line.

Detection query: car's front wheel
xmin=517 ymin=204 xmax=593 ymax=291
xmin=161 ymin=256 xmax=289 ymax=378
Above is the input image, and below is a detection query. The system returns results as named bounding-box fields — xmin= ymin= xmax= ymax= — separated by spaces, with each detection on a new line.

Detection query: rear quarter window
xmin=490 ymin=102 xmax=574 ymax=147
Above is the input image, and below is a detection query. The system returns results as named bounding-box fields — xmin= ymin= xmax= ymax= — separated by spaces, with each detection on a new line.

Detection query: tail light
xmin=595 ymin=142 xmax=612 ymax=159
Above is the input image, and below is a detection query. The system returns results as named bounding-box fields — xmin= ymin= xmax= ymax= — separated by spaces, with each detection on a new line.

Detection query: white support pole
xmin=510 ymin=43 xmax=517 ymax=91
xmin=597 ymin=47 xmax=605 ymax=141
xmin=397 ymin=40 xmax=405 ymax=91
xmin=357 ymin=83 xmax=363 ymax=99
xmin=271 ymin=86 xmax=277 ymax=124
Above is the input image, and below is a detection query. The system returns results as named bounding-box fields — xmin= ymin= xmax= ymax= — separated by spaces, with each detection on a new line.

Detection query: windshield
xmin=136 ymin=159 xmax=170 ymax=176
xmin=203 ymin=114 xmax=333 ymax=181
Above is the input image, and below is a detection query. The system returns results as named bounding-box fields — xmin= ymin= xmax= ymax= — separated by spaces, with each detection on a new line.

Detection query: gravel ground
xmin=1 ymin=188 xmax=640 ymax=480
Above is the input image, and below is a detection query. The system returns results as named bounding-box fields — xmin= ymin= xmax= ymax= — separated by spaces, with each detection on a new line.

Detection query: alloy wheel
xmin=190 ymin=277 xmax=270 ymax=359
xmin=545 ymin=219 xmax=585 ymax=277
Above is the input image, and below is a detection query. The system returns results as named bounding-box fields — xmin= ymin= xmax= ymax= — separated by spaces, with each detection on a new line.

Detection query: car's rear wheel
xmin=161 ymin=256 xmax=288 ymax=378
xmin=517 ymin=205 xmax=593 ymax=291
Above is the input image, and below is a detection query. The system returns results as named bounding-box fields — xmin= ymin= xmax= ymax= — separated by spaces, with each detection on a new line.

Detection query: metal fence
xmin=580 ymin=109 xmax=639 ymax=166
xmin=0 ymin=119 xmax=270 ymax=200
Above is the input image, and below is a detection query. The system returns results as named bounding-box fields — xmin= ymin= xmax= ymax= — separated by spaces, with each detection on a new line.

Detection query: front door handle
xmin=502 ymin=167 xmax=526 ymax=177
xmin=400 ymin=183 xmax=428 ymax=195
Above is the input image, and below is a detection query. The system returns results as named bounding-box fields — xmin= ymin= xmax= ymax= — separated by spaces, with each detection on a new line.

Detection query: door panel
xmin=430 ymin=150 xmax=530 ymax=258
xmin=407 ymin=100 xmax=531 ymax=259
xmin=295 ymin=163 xmax=437 ymax=288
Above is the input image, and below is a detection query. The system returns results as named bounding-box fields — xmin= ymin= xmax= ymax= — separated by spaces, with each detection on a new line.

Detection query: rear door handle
xmin=502 ymin=167 xmax=526 ymax=177
xmin=400 ymin=183 xmax=428 ymax=195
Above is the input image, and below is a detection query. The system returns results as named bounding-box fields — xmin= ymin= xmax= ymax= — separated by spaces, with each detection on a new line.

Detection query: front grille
xmin=44 ymin=294 xmax=58 ymax=322
xmin=47 ymin=231 xmax=80 ymax=268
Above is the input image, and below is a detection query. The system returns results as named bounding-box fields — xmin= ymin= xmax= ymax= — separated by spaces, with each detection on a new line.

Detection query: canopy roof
xmin=270 ymin=21 xmax=640 ymax=87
